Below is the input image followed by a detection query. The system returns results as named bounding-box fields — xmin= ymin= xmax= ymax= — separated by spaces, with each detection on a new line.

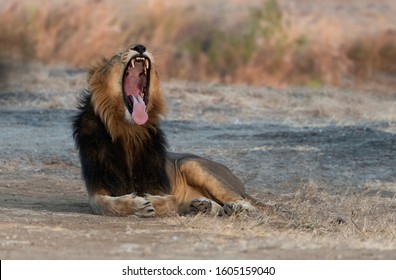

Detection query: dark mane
xmin=72 ymin=92 xmax=171 ymax=196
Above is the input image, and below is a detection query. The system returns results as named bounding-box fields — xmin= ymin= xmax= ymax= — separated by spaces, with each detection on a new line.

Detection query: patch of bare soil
xmin=0 ymin=60 xmax=395 ymax=259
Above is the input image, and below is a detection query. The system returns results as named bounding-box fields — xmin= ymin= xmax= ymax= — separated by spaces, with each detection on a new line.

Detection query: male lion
xmin=72 ymin=44 xmax=257 ymax=217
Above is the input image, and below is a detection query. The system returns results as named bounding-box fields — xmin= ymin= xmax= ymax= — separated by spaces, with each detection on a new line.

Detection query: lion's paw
xmin=133 ymin=196 xmax=156 ymax=218
xmin=223 ymin=200 xmax=257 ymax=216
xmin=189 ymin=198 xmax=212 ymax=214
xmin=188 ymin=198 xmax=225 ymax=216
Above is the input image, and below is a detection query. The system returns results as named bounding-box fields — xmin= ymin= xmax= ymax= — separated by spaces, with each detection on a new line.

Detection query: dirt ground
xmin=0 ymin=60 xmax=395 ymax=259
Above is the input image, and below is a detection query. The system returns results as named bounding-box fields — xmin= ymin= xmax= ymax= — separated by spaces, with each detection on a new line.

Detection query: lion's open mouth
xmin=123 ymin=56 xmax=150 ymax=125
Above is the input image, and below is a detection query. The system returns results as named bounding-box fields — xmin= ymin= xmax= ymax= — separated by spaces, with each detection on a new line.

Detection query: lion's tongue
xmin=124 ymin=72 xmax=148 ymax=125
xmin=132 ymin=95 xmax=148 ymax=125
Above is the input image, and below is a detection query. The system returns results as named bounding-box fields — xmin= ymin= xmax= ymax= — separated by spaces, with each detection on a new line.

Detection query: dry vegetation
xmin=268 ymin=182 xmax=395 ymax=243
xmin=162 ymin=181 xmax=396 ymax=252
xmin=1 ymin=0 xmax=395 ymax=259
xmin=160 ymin=186 xmax=396 ymax=254
xmin=1 ymin=0 xmax=396 ymax=88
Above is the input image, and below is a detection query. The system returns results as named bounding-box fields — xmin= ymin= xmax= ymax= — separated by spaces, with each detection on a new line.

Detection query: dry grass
xmin=162 ymin=181 xmax=396 ymax=251
xmin=274 ymin=182 xmax=395 ymax=241
xmin=1 ymin=0 xmax=396 ymax=88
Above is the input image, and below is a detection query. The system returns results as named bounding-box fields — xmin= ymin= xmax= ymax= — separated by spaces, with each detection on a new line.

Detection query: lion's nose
xmin=131 ymin=44 xmax=146 ymax=55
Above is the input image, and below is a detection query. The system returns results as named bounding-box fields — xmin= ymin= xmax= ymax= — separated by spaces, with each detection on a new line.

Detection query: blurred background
xmin=1 ymin=0 xmax=396 ymax=89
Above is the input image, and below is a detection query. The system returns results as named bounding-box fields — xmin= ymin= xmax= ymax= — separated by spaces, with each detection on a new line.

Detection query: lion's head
xmin=87 ymin=44 xmax=164 ymax=136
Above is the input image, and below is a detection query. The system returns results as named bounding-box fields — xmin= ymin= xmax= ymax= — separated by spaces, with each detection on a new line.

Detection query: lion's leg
xmin=89 ymin=189 xmax=155 ymax=217
xmin=178 ymin=158 xmax=257 ymax=216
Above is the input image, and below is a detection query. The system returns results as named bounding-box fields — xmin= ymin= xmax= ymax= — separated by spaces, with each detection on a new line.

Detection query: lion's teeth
xmin=130 ymin=57 xmax=149 ymax=70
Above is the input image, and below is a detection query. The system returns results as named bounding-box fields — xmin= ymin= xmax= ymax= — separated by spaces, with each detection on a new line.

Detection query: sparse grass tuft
xmin=263 ymin=181 xmax=396 ymax=242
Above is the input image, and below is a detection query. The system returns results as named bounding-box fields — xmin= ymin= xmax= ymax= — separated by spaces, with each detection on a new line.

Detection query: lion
xmin=72 ymin=44 xmax=258 ymax=217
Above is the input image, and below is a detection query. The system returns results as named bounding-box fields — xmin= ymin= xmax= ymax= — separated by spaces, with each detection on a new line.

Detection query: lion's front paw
xmin=144 ymin=194 xmax=178 ymax=216
xmin=133 ymin=196 xmax=156 ymax=218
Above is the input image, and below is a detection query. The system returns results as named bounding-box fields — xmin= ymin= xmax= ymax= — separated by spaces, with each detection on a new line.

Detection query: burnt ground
xmin=0 ymin=61 xmax=395 ymax=259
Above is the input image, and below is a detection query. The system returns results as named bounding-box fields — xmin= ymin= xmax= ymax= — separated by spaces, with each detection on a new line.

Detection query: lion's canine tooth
xmin=131 ymin=59 xmax=135 ymax=68
xmin=145 ymin=59 xmax=149 ymax=70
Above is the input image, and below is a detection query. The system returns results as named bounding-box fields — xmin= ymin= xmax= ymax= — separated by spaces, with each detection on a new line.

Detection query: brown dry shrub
xmin=1 ymin=0 xmax=396 ymax=88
